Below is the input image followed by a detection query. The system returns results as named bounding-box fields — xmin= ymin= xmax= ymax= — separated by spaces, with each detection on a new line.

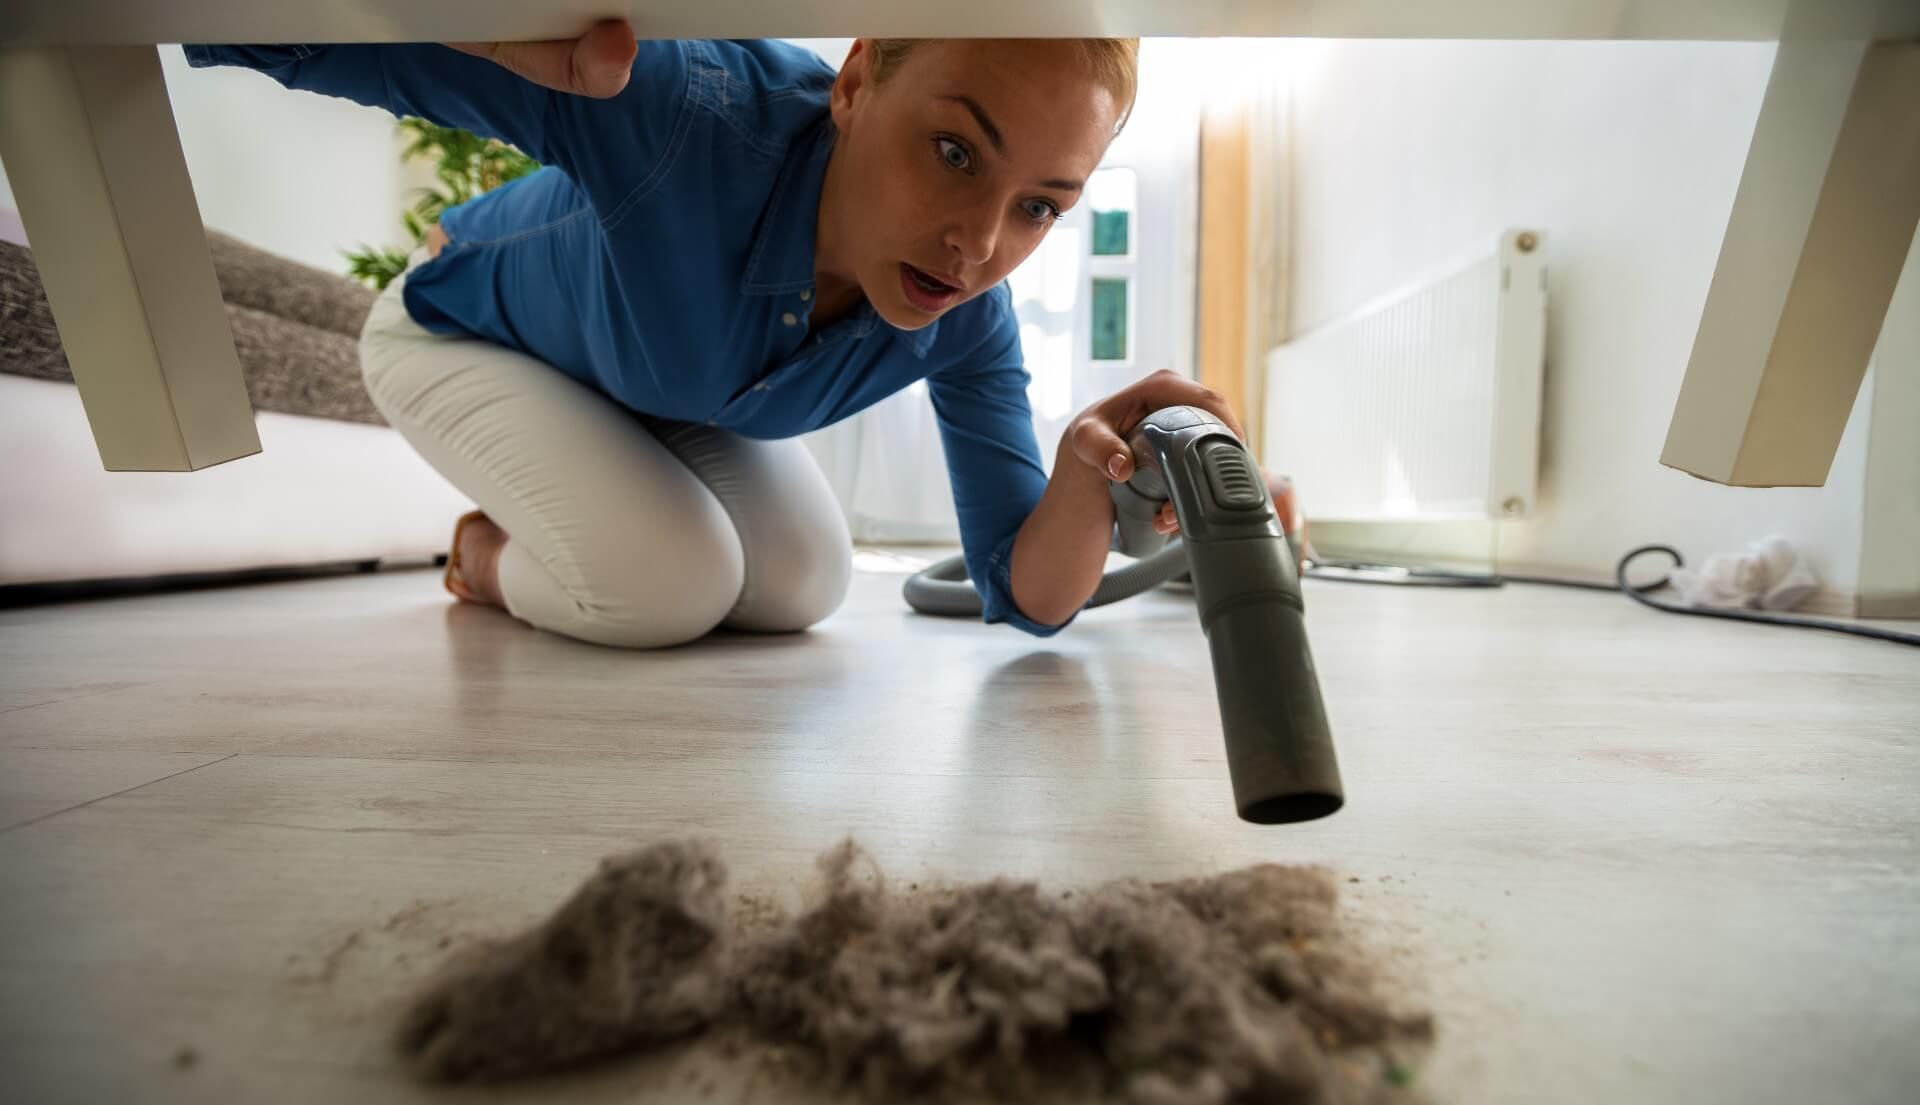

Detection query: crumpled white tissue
xmin=1668 ymin=536 xmax=1820 ymax=611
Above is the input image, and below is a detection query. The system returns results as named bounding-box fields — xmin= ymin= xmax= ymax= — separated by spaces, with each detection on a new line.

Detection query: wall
xmin=0 ymin=45 xmax=426 ymax=274
xmin=1859 ymin=231 xmax=1920 ymax=616
xmin=1282 ymin=39 xmax=1890 ymax=598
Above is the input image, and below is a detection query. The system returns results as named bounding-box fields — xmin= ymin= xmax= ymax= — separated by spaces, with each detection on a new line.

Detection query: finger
xmin=1129 ymin=370 xmax=1247 ymax=445
xmin=1198 ymin=393 xmax=1247 ymax=444
xmin=450 ymin=39 xmax=588 ymax=94
xmin=570 ymin=19 xmax=639 ymax=96
xmin=1069 ymin=416 xmax=1136 ymax=483
xmin=449 ymin=19 xmax=636 ymax=98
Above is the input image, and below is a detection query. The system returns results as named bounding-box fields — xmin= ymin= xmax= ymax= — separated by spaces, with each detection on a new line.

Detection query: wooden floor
xmin=1 ymin=554 xmax=1916 ymax=1105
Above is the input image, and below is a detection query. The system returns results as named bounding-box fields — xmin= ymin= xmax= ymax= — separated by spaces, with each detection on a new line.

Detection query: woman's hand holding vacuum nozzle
xmin=1058 ymin=369 xmax=1304 ymax=560
xmin=1062 ymin=369 xmax=1246 ymax=487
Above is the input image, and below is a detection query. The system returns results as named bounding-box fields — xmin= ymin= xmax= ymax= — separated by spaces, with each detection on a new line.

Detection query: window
xmin=1091 ymin=279 xmax=1129 ymax=362
xmin=1088 ymin=167 xmax=1137 ymax=257
xmin=1092 ymin=209 xmax=1130 ymax=256
xmin=1087 ymin=167 xmax=1137 ymax=363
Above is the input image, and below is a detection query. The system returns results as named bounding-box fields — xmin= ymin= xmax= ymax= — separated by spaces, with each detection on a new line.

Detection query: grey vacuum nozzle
xmin=1123 ymin=407 xmax=1342 ymax=824
xmin=903 ymin=405 xmax=1342 ymax=824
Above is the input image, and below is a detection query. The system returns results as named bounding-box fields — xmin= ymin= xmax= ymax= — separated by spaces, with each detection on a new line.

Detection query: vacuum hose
xmin=904 ymin=406 xmax=1343 ymax=824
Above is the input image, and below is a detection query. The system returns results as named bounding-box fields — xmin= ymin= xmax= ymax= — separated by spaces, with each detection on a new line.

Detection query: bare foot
xmin=450 ymin=514 xmax=509 ymax=608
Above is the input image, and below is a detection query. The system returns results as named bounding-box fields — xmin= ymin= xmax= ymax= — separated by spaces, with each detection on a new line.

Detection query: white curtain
xmin=801 ymin=383 xmax=961 ymax=542
xmin=800 ymin=216 xmax=1091 ymax=542
xmin=1237 ymin=49 xmax=1294 ymax=462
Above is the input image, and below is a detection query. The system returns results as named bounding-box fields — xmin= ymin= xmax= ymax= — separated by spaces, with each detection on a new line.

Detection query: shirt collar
xmin=739 ymin=117 xmax=831 ymax=297
xmin=740 ymin=117 xmax=941 ymax=360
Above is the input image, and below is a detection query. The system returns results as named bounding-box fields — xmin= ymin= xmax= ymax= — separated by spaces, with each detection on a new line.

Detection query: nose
xmin=942 ymin=196 xmax=1001 ymax=269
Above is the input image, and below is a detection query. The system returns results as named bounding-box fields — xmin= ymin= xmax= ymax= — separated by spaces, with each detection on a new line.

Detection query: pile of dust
xmin=398 ymin=840 xmax=1433 ymax=1104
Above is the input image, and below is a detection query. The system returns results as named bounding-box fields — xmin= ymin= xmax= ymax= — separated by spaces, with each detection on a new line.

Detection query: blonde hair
xmin=866 ymin=38 xmax=1141 ymax=134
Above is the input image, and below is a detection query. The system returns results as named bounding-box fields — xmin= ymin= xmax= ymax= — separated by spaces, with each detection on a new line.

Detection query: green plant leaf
xmin=341 ymin=116 xmax=540 ymax=280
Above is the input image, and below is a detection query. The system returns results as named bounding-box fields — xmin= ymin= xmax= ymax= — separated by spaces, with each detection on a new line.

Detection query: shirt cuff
xmin=182 ymin=44 xmax=317 ymax=70
xmin=977 ymin=530 xmax=1079 ymax=638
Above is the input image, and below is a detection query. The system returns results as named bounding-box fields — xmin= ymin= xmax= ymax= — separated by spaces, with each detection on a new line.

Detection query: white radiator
xmin=1263 ymin=229 xmax=1547 ymax=522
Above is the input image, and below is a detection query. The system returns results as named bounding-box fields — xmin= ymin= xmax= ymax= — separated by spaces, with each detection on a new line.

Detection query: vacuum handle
xmin=1106 ymin=405 xmax=1234 ymax=559
xmin=1109 ymin=481 xmax=1170 ymax=559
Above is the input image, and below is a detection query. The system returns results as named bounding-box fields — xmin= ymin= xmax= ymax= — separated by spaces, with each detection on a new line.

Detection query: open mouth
xmin=899 ymin=263 xmax=961 ymax=311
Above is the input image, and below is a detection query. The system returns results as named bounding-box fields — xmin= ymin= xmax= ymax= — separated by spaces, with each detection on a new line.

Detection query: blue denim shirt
xmin=186 ymin=38 xmax=1073 ymax=636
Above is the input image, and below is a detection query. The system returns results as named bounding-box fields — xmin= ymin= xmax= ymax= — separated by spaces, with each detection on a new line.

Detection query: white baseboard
xmin=1798 ymin=588 xmax=1867 ymax=619
xmin=1859 ymin=592 xmax=1920 ymax=618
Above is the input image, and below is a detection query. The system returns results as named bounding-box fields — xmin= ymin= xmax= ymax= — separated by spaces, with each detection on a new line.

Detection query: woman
xmin=187 ymin=25 xmax=1279 ymax=647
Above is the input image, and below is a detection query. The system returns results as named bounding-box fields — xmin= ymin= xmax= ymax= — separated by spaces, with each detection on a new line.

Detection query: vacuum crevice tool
xmin=1116 ymin=406 xmax=1343 ymax=824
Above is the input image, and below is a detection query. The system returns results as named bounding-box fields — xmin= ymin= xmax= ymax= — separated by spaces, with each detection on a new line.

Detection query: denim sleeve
xmin=925 ymin=294 xmax=1082 ymax=638
xmin=180 ymin=42 xmax=689 ymax=215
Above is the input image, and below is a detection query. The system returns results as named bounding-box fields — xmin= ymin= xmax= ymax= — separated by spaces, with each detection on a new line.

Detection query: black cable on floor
xmin=1311 ymin=545 xmax=1920 ymax=647
xmin=1599 ymin=544 xmax=1920 ymax=647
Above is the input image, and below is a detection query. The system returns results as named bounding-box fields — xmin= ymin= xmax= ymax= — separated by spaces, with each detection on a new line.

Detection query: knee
xmin=540 ymin=519 xmax=747 ymax=649
xmin=729 ymin=510 xmax=853 ymax=633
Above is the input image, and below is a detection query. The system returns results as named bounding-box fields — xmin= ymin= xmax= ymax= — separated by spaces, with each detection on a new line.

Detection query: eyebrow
xmin=939 ymin=94 xmax=1084 ymax=193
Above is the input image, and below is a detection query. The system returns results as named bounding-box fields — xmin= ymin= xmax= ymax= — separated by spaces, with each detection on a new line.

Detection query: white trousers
xmin=357 ymin=257 xmax=852 ymax=648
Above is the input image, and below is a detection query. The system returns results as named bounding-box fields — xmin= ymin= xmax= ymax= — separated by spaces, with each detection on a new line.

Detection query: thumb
xmin=1070 ymin=418 xmax=1135 ymax=484
xmin=450 ymin=19 xmax=635 ymax=99
xmin=571 ymin=19 xmax=638 ymax=97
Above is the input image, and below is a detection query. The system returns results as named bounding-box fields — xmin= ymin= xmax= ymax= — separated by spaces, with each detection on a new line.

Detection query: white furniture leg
xmin=1661 ymin=40 xmax=1920 ymax=488
xmin=0 ymin=45 xmax=258 ymax=472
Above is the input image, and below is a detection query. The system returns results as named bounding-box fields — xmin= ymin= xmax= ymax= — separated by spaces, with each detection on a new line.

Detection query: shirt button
xmin=782 ymin=312 xmax=799 ymax=326
xmin=800 ymin=290 xmax=812 ymax=301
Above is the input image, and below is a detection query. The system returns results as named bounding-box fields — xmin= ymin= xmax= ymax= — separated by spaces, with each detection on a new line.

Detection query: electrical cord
xmin=1599 ymin=544 xmax=1920 ymax=647
xmin=1304 ymin=544 xmax=1920 ymax=647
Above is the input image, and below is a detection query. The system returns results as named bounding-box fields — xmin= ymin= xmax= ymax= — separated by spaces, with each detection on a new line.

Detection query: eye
xmin=934 ymin=136 xmax=972 ymax=173
xmin=1022 ymin=198 xmax=1063 ymax=224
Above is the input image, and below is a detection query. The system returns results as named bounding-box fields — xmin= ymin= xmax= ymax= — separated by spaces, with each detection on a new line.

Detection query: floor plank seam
xmin=0 ymin=752 xmax=239 ymax=835
xmin=0 ymin=682 xmax=158 ymax=717
xmin=213 ymin=752 xmax=1213 ymax=781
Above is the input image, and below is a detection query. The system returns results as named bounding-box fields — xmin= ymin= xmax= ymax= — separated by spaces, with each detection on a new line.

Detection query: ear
xmin=830 ymin=39 xmax=873 ymax=131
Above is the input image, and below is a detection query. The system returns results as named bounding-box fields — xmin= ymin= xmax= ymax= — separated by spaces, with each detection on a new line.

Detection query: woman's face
xmin=826 ymin=40 xmax=1124 ymax=331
